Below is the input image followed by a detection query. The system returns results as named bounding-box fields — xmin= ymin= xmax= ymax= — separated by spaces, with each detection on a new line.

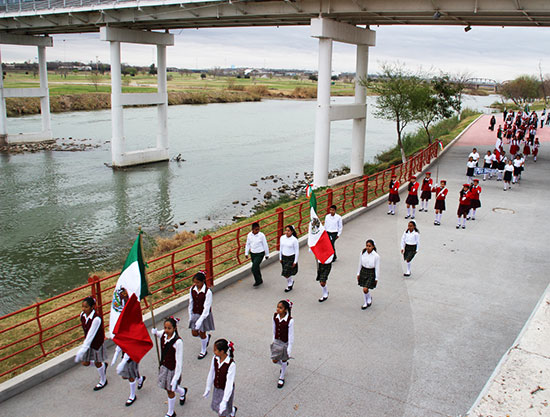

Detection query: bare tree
xmin=87 ymin=71 xmax=102 ymax=92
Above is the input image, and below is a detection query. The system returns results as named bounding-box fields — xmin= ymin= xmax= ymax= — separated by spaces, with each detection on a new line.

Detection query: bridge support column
xmin=0 ymin=34 xmax=53 ymax=144
xmin=310 ymin=18 xmax=376 ymax=187
xmin=100 ymin=27 xmax=174 ymax=168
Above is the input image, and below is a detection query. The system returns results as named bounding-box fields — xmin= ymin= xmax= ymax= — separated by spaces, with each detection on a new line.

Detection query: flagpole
xmin=139 ymin=226 xmax=161 ymax=366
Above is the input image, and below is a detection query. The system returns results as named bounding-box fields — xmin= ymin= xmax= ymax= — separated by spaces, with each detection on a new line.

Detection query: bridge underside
xmin=0 ymin=0 xmax=550 ymax=35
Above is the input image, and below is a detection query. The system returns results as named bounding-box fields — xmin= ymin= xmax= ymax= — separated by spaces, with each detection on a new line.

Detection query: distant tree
xmin=200 ymin=73 xmax=207 ymax=80
xmin=364 ymin=63 xmax=422 ymax=163
xmin=149 ymin=63 xmax=157 ymax=75
xmin=88 ymin=71 xmax=102 ymax=92
xmin=209 ymin=66 xmax=222 ymax=78
xmin=449 ymin=71 xmax=471 ymax=119
xmin=309 ymin=74 xmax=318 ymax=82
xmin=500 ymin=75 xmax=540 ymax=106
xmin=331 ymin=75 xmax=339 ymax=81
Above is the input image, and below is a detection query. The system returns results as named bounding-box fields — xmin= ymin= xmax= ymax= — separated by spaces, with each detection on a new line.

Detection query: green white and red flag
xmin=307 ymin=188 xmax=334 ymax=264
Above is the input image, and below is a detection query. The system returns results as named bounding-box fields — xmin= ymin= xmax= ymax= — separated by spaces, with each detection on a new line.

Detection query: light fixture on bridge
xmin=433 ymin=11 xmax=441 ymax=20
xmin=464 ymin=25 xmax=472 ymax=32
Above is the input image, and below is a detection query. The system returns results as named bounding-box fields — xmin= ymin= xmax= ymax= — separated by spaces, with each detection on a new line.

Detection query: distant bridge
xmin=0 ymin=0 xmax=549 ymax=185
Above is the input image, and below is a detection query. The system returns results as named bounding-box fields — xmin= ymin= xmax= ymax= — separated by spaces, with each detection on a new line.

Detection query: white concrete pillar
xmin=313 ymin=37 xmax=333 ymax=187
xmin=110 ymin=41 xmax=124 ymax=166
xmin=38 ymin=45 xmax=51 ymax=136
xmin=0 ymin=47 xmax=7 ymax=138
xmin=350 ymin=44 xmax=369 ymax=176
xmin=156 ymin=44 xmax=168 ymax=151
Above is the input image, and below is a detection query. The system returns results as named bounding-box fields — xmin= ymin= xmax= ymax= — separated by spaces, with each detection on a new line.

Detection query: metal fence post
xmin=93 ymin=275 xmax=104 ymax=319
xmin=362 ymin=176 xmax=368 ymax=207
xmin=203 ymin=235 xmax=214 ymax=287
xmin=276 ymin=208 xmax=284 ymax=251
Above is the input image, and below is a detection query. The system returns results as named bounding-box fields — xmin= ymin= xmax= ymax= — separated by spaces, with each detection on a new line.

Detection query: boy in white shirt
xmin=245 ymin=222 xmax=270 ymax=287
xmin=324 ymin=205 xmax=343 ymax=261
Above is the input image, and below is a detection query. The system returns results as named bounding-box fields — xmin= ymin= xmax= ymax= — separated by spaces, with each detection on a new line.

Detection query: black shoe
xmin=424 ymin=210 xmax=428 ymax=213
xmin=137 ymin=376 xmax=146 ymax=390
xmin=233 ymin=407 xmax=238 ymax=416
xmin=206 ymin=333 xmax=211 ymax=348
xmin=456 ymin=225 xmax=460 ymax=229
xmin=387 ymin=211 xmax=391 ymax=215
xmin=471 ymin=218 xmax=476 ymax=221
xmin=93 ymin=380 xmax=108 ymax=391
xmin=404 ymin=215 xmax=411 ymax=219
xmin=165 ymin=413 xmax=176 ymax=417
xmin=198 ymin=351 xmax=208 ymax=360
xmin=284 ymin=284 xmax=293 ymax=293
xmin=253 ymin=281 xmax=263 ymax=287
xmin=462 ymin=225 xmax=466 ymax=229
xmin=125 ymin=396 xmax=136 ymax=407
xmin=403 ymin=273 xmax=411 ymax=277
xmin=179 ymin=387 xmax=188 ymax=405
xmin=411 ymin=216 xmax=415 ymax=219
xmin=391 ymin=212 xmax=395 ymax=215
xmin=277 ymin=378 xmax=285 ymax=388
xmin=318 ymin=293 xmax=329 ymax=302
xmin=361 ymin=302 xmax=372 ymax=310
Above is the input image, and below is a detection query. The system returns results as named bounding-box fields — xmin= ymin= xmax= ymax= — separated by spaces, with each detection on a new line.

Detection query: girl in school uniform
xmin=456 ymin=184 xmax=472 ymax=229
xmin=503 ymin=159 xmax=514 ymax=190
xmin=510 ymin=138 xmax=520 ymax=157
xmin=152 ymin=317 xmax=188 ymax=417
xmin=467 ymin=179 xmax=482 ymax=221
xmin=483 ymin=151 xmax=495 ymax=181
xmin=271 ymin=300 xmax=294 ymax=388
xmin=496 ymin=151 xmax=507 ymax=181
xmin=433 ymin=180 xmax=448 ymax=226
xmin=111 ymin=345 xmax=146 ymax=406
xmin=419 ymin=172 xmax=433 ymax=212
xmin=356 ymin=239 xmax=380 ymax=309
xmin=75 ymin=296 xmax=108 ymax=391
xmin=387 ymin=174 xmax=400 ymax=215
xmin=401 ymin=221 xmax=419 ymax=277
xmin=513 ymin=155 xmax=523 ymax=183
xmin=533 ymin=138 xmax=540 ymax=162
xmin=522 ymin=138 xmax=531 ymax=157
xmin=189 ymin=271 xmax=215 ymax=360
xmin=405 ymin=176 xmax=420 ymax=219
xmin=279 ymin=225 xmax=299 ymax=292
xmin=466 ymin=156 xmax=476 ymax=183
xmin=203 ymin=339 xmax=237 ymax=417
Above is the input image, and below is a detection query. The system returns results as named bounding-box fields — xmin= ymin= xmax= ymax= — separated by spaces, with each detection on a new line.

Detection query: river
xmin=0 ymin=94 xmax=499 ymax=315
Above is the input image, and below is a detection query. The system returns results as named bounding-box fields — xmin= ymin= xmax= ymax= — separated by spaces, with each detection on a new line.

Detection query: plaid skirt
xmin=158 ymin=365 xmax=180 ymax=391
xmin=316 ymin=262 xmax=332 ymax=282
xmin=270 ymin=339 xmax=289 ymax=362
xmin=358 ymin=267 xmax=377 ymax=289
xmin=281 ymin=255 xmax=298 ymax=278
xmin=420 ymin=190 xmax=432 ymax=200
xmin=388 ymin=193 xmax=400 ymax=203
xmin=83 ymin=344 xmax=106 ymax=363
xmin=470 ymin=199 xmax=481 ymax=209
xmin=119 ymin=359 xmax=140 ymax=380
xmin=457 ymin=204 xmax=470 ymax=217
xmin=211 ymin=386 xmax=235 ymax=416
xmin=405 ymin=195 xmax=419 ymax=205
xmin=403 ymin=244 xmax=417 ymax=262
xmin=189 ymin=312 xmax=216 ymax=332
xmin=434 ymin=200 xmax=446 ymax=211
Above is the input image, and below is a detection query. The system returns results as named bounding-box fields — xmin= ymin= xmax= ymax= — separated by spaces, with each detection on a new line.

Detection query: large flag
xmin=113 ymin=293 xmax=153 ymax=363
xmin=307 ymin=187 xmax=334 ymax=264
xmin=109 ymin=233 xmax=150 ymax=336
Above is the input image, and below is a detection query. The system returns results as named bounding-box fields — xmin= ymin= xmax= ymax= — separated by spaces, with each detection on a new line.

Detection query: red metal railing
xmin=0 ymin=142 xmax=439 ymax=381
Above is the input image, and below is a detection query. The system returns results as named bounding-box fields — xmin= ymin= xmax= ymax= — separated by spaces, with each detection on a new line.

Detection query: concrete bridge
xmin=1 ymin=0 xmax=550 ymax=183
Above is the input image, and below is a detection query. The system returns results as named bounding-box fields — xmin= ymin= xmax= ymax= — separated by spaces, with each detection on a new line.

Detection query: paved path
xmin=3 ymin=117 xmax=550 ymax=417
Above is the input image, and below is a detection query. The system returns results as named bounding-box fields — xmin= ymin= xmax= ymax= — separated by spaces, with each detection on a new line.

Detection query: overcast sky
xmin=1 ymin=24 xmax=548 ymax=82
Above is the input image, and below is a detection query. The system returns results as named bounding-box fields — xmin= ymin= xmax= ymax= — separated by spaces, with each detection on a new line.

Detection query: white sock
xmin=462 ymin=217 xmax=467 ymax=226
xmin=388 ymin=205 xmax=392 ymax=212
xmin=457 ymin=217 xmax=461 ymax=226
xmin=391 ymin=204 xmax=395 ymax=213
xmin=280 ymin=361 xmax=288 ymax=379
xmin=232 ymin=406 xmax=236 ymax=417
xmin=412 ymin=208 xmax=416 ymax=216
xmin=138 ymin=376 xmax=143 ymax=385
xmin=438 ymin=213 xmax=442 ymax=222
xmin=406 ymin=262 xmax=411 ymax=274
xmin=287 ymin=277 xmax=294 ymax=287
xmin=129 ymin=380 xmax=136 ymax=400
xmin=407 ymin=207 xmax=411 ymax=216
xmin=176 ymin=386 xmax=186 ymax=398
xmin=322 ymin=286 xmax=328 ymax=297
xmin=98 ymin=363 xmax=106 ymax=384
xmin=168 ymin=396 xmax=176 ymax=415
xmin=472 ymin=209 xmax=476 ymax=219
xmin=367 ymin=292 xmax=372 ymax=303
xmin=200 ymin=337 xmax=208 ymax=354
xmin=363 ymin=292 xmax=369 ymax=306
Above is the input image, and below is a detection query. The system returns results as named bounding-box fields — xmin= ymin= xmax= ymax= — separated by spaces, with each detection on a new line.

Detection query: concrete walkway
xmin=2 ymin=118 xmax=550 ymax=417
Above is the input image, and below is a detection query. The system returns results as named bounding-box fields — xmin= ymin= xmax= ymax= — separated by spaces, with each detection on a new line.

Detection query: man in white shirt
xmin=469 ymin=148 xmax=480 ymax=167
xmin=324 ymin=205 xmax=343 ymax=261
xmin=245 ymin=222 xmax=270 ymax=287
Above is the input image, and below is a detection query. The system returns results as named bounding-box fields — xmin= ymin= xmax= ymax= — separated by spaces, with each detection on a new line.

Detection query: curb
xmin=0 ymin=114 xmax=482 ymax=403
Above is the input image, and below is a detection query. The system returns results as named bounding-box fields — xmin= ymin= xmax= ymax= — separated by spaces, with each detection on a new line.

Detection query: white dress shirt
xmin=272 ymin=312 xmax=295 ymax=355
xmin=245 ymin=231 xmax=269 ymax=256
xmin=467 ymin=161 xmax=477 ymax=169
xmin=356 ymin=250 xmax=380 ymax=278
xmin=279 ymin=235 xmax=299 ymax=262
xmin=401 ymin=230 xmax=420 ymax=250
xmin=324 ymin=213 xmax=343 ymax=236
xmin=469 ymin=152 xmax=480 ymax=162
xmin=188 ymin=284 xmax=213 ymax=324
xmin=205 ymin=355 xmax=236 ymax=404
xmin=484 ymin=154 xmax=495 ymax=165
xmin=154 ymin=330 xmax=183 ymax=384
xmin=80 ymin=310 xmax=101 ymax=351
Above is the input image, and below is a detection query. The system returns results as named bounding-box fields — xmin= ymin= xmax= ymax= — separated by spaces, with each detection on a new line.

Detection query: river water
xmin=0 ymin=94 xmax=498 ymax=315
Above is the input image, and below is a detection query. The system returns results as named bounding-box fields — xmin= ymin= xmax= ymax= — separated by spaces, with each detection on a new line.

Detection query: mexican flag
xmin=307 ymin=187 xmax=334 ymax=264
xmin=109 ymin=233 xmax=150 ymax=336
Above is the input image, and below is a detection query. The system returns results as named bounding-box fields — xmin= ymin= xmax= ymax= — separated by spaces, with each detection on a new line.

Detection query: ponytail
xmin=214 ymin=339 xmax=235 ymax=359
xmin=407 ymin=221 xmax=419 ymax=234
xmin=285 ymin=225 xmax=298 ymax=239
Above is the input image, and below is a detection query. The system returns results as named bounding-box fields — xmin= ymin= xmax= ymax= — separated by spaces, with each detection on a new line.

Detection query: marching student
xmin=503 ymin=159 xmax=514 ymax=190
xmin=533 ymin=138 xmax=540 ymax=162
xmin=468 ymin=148 xmax=480 ymax=166
xmin=244 ymin=222 xmax=270 ymax=288
xmin=316 ymin=257 xmax=332 ymax=302
xmin=512 ymin=154 xmax=523 ymax=183
xmin=188 ymin=271 xmax=215 ymax=360
xmin=483 ymin=150 xmax=495 ymax=181
xmin=522 ymin=138 xmax=531 ymax=157
xmin=203 ymin=339 xmax=237 ymax=417
xmin=387 ymin=174 xmax=400 ymax=215
xmin=433 ymin=180 xmax=448 ymax=226
xmin=271 ymin=300 xmax=294 ymax=388
xmin=467 ymin=179 xmax=482 ymax=221
xmin=324 ymin=205 xmax=343 ymax=261
xmin=496 ymin=150 xmax=507 ymax=181
xmin=356 ymin=239 xmax=380 ymax=309
xmin=466 ymin=156 xmax=476 ymax=183
xmin=279 ymin=225 xmax=299 ymax=292
xmin=401 ymin=221 xmax=419 ymax=277
xmin=111 ymin=345 xmax=146 ymax=406
xmin=419 ymin=172 xmax=433 ymax=212
xmin=510 ymin=137 xmax=520 ymax=158
xmin=152 ymin=317 xmax=188 ymax=417
xmin=75 ymin=296 xmax=108 ymax=391
xmin=456 ymin=184 xmax=472 ymax=229
xmin=404 ymin=176 xmax=420 ymax=219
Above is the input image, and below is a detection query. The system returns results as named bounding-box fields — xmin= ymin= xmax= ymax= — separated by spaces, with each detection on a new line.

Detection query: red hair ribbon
xmin=168 ymin=316 xmax=180 ymax=323
xmin=228 ymin=341 xmax=235 ymax=351
xmin=198 ymin=270 xmax=207 ymax=276
xmin=286 ymin=299 xmax=293 ymax=308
